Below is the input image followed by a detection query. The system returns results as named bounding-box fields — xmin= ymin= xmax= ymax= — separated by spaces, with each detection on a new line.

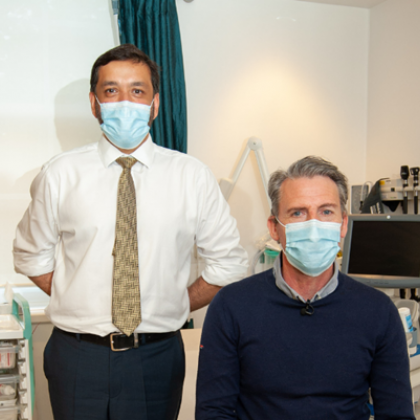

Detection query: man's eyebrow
xmin=285 ymin=203 xmax=339 ymax=213
xmin=100 ymin=80 xmax=118 ymax=87
xmin=99 ymin=81 xmax=148 ymax=87
xmin=129 ymin=81 xmax=147 ymax=87
xmin=286 ymin=206 xmax=307 ymax=213
xmin=319 ymin=203 xmax=339 ymax=209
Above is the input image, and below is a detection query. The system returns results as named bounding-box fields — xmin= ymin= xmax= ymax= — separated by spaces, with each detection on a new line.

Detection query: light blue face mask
xmin=96 ymin=97 xmax=154 ymax=150
xmin=276 ymin=218 xmax=341 ymax=277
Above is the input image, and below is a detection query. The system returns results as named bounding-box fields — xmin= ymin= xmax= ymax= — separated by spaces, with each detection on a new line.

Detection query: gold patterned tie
xmin=112 ymin=156 xmax=141 ymax=336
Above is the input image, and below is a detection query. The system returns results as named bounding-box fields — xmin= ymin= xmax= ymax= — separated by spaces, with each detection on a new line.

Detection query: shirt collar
xmin=98 ymin=134 xmax=155 ymax=168
xmin=273 ymin=252 xmax=339 ymax=303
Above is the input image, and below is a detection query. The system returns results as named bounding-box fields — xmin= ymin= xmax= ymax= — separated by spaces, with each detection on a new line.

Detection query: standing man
xmin=196 ymin=156 xmax=414 ymax=420
xmin=13 ymin=44 xmax=248 ymax=420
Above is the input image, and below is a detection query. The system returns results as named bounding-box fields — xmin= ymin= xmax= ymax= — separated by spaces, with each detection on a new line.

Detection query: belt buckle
xmin=110 ymin=332 xmax=131 ymax=352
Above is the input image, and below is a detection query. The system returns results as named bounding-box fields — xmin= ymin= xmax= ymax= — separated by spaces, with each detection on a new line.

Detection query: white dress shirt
xmin=13 ymin=136 xmax=248 ymax=335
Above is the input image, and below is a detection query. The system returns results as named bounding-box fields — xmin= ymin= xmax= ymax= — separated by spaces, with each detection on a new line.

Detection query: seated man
xmin=196 ymin=156 xmax=415 ymax=420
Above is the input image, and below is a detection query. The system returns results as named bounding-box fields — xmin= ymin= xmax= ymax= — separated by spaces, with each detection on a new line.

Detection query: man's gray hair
xmin=268 ymin=156 xmax=348 ymax=217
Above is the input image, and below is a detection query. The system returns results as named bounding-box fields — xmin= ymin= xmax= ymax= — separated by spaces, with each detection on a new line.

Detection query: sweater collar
xmin=273 ymin=252 xmax=339 ymax=303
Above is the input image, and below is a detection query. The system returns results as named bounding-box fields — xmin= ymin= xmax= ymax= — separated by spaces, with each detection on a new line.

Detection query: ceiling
xmin=295 ymin=0 xmax=387 ymax=8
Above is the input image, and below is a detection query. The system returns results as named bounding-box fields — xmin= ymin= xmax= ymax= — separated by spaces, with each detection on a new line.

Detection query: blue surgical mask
xmin=276 ymin=218 xmax=341 ymax=277
xmin=96 ymin=97 xmax=154 ymax=150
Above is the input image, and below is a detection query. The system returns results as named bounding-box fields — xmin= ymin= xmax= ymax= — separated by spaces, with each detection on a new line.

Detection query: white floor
xmin=178 ymin=329 xmax=202 ymax=420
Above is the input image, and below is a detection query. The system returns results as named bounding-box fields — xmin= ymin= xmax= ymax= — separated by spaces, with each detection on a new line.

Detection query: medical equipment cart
xmin=0 ymin=293 xmax=34 ymax=420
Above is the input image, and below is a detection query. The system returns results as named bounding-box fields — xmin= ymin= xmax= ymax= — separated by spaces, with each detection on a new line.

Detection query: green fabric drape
xmin=118 ymin=0 xmax=187 ymax=153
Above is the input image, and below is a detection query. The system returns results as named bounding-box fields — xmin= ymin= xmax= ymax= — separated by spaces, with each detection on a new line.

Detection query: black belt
xmin=56 ymin=328 xmax=178 ymax=352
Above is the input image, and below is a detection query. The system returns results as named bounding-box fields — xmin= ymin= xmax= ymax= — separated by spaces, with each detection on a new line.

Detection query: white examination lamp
xmin=219 ymin=137 xmax=271 ymax=209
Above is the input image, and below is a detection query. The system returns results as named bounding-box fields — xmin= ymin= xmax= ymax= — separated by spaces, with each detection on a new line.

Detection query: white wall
xmin=0 ymin=0 xmax=370 ymax=286
xmin=177 ymin=0 xmax=369 ymax=263
xmin=0 ymin=1 xmax=115 ymax=284
xmin=367 ymin=0 xmax=420 ymax=182
xmin=0 ymin=0 xmax=402 ymax=417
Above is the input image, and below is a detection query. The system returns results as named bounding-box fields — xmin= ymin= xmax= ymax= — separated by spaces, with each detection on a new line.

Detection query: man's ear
xmin=89 ymin=92 xmax=98 ymax=119
xmin=340 ymin=213 xmax=348 ymax=239
xmin=267 ymin=215 xmax=280 ymax=242
xmin=152 ymin=93 xmax=160 ymax=120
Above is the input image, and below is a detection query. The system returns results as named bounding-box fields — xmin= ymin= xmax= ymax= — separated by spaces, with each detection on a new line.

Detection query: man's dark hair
xmin=90 ymin=44 xmax=160 ymax=95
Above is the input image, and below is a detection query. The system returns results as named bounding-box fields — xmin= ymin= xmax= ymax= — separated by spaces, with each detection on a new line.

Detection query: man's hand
xmin=29 ymin=272 xmax=54 ymax=296
xmin=188 ymin=276 xmax=221 ymax=312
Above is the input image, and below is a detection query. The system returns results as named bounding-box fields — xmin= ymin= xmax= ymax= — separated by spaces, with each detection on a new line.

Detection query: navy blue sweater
xmin=196 ymin=271 xmax=414 ymax=420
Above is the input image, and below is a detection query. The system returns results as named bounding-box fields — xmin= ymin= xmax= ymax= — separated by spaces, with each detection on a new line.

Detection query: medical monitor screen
xmin=342 ymin=215 xmax=420 ymax=287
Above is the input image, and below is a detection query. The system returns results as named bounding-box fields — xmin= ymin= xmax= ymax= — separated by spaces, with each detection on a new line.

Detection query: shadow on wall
xmin=54 ymin=79 xmax=102 ymax=152
xmin=13 ymin=168 xmax=43 ymax=194
xmin=3 ymin=80 xmax=102 ymax=197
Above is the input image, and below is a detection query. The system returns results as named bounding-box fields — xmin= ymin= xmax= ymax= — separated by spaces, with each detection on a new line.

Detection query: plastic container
xmin=264 ymin=248 xmax=280 ymax=271
xmin=0 ymin=345 xmax=18 ymax=371
xmin=394 ymin=299 xmax=419 ymax=331
xmin=0 ymin=305 xmax=12 ymax=316
xmin=0 ymin=317 xmax=20 ymax=333
xmin=0 ymin=375 xmax=18 ymax=409
xmin=399 ymin=307 xmax=414 ymax=332
xmin=0 ymin=405 xmax=18 ymax=420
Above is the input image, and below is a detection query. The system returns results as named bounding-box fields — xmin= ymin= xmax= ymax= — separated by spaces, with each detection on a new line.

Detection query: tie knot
xmin=116 ymin=156 xmax=137 ymax=170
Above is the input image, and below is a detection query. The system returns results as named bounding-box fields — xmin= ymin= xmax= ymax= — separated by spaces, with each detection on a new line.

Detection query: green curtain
xmin=118 ymin=0 xmax=187 ymax=153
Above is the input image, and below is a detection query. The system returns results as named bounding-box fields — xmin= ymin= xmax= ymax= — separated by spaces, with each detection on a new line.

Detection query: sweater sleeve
xmin=196 ymin=291 xmax=240 ymax=420
xmin=370 ymin=300 xmax=415 ymax=420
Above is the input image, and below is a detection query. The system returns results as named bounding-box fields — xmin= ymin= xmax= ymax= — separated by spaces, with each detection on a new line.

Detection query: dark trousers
xmin=44 ymin=328 xmax=185 ymax=420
